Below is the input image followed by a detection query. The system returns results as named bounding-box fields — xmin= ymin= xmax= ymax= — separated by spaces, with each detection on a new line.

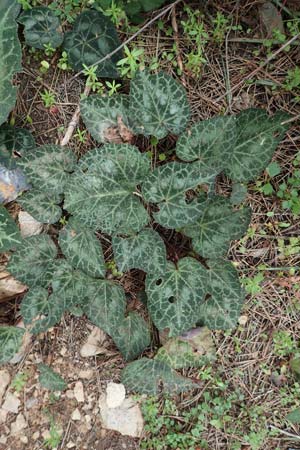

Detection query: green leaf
xmin=286 ymin=408 xmax=300 ymax=424
xmin=59 ymin=218 xmax=105 ymax=278
xmin=230 ymin=183 xmax=248 ymax=206
xmin=7 ymin=235 xmax=57 ymax=288
xmin=0 ymin=326 xmax=24 ymax=364
xmin=0 ymin=205 xmax=22 ymax=251
xmin=182 ymin=197 xmax=251 ymax=258
xmin=128 ymin=70 xmax=190 ymax=139
xmin=267 ymin=161 xmax=281 ymax=177
xmin=155 ymin=327 xmax=216 ymax=369
xmin=146 ymin=257 xmax=207 ymax=337
xmin=21 ymin=287 xmax=63 ymax=335
xmin=82 ymin=279 xmax=126 ymax=335
xmin=112 ymin=229 xmax=166 ymax=275
xmin=290 ymin=357 xmax=300 ymax=378
xmin=142 ymin=162 xmax=215 ymax=228
xmin=80 ymin=95 xmax=131 ymax=144
xmin=17 ymin=144 xmax=76 ymax=195
xmin=0 ymin=0 xmax=22 ymax=126
xmin=18 ymin=6 xmax=63 ymax=50
xmin=111 ymin=312 xmax=151 ymax=361
xmin=64 ymin=144 xmax=150 ymax=234
xmin=63 ymin=10 xmax=122 ymax=78
xmin=0 ymin=125 xmax=35 ymax=169
xmin=18 ymin=190 xmax=62 ymax=224
xmin=121 ymin=358 xmax=197 ymax=394
xmin=197 ymin=259 xmax=245 ymax=329
xmin=38 ymin=363 xmax=67 ymax=391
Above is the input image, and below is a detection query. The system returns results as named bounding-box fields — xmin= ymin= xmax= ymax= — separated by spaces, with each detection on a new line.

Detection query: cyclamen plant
xmin=0 ymin=1 xmax=290 ymax=394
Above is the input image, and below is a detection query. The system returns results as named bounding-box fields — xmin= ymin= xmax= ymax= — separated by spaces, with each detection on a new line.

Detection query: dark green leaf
xmin=38 ymin=363 xmax=67 ymax=391
xmin=286 ymin=408 xmax=300 ymax=424
xmin=0 ymin=125 xmax=35 ymax=169
xmin=18 ymin=190 xmax=62 ymax=224
xmin=0 ymin=205 xmax=22 ymax=251
xmin=0 ymin=326 xmax=24 ymax=364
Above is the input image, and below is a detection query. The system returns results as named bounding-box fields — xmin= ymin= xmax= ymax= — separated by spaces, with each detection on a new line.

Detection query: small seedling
xmin=41 ymin=89 xmax=56 ymax=108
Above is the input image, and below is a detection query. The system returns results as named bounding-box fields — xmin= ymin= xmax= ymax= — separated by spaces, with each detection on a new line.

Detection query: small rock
xmin=0 ymin=436 xmax=7 ymax=444
xmin=85 ymin=414 xmax=92 ymax=430
xmin=0 ymin=408 xmax=8 ymax=424
xmin=71 ymin=408 xmax=81 ymax=421
xmin=0 ymin=369 xmax=10 ymax=404
xmin=25 ymin=397 xmax=38 ymax=409
xmin=32 ymin=431 xmax=40 ymax=440
xmin=74 ymin=381 xmax=84 ymax=403
xmin=106 ymin=382 xmax=126 ymax=409
xmin=11 ymin=413 xmax=27 ymax=434
xmin=42 ymin=430 xmax=51 ymax=440
xmin=99 ymin=395 xmax=144 ymax=437
xmin=60 ymin=347 xmax=67 ymax=356
xmin=20 ymin=435 xmax=28 ymax=444
xmin=2 ymin=392 xmax=21 ymax=413
xmin=80 ymin=327 xmax=107 ymax=357
xmin=78 ymin=369 xmax=93 ymax=380
xmin=18 ymin=211 xmax=43 ymax=238
xmin=65 ymin=389 xmax=74 ymax=399
xmin=67 ymin=442 xmax=76 ymax=449
xmin=238 ymin=315 xmax=248 ymax=326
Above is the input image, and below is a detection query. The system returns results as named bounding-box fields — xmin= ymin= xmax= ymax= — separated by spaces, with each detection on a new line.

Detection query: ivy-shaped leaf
xmin=80 ymin=95 xmax=132 ymax=144
xmin=112 ymin=229 xmax=166 ymax=275
xmin=0 ymin=326 xmax=25 ymax=364
xmin=121 ymin=358 xmax=197 ymax=394
xmin=197 ymin=259 xmax=245 ymax=329
xmin=63 ymin=10 xmax=122 ymax=78
xmin=0 ymin=166 xmax=30 ymax=204
xmin=64 ymin=144 xmax=150 ymax=234
xmin=82 ymin=279 xmax=126 ymax=335
xmin=0 ymin=0 xmax=22 ymax=126
xmin=7 ymin=235 xmax=57 ymax=288
xmin=18 ymin=190 xmax=62 ymax=224
xmin=142 ymin=162 xmax=215 ymax=228
xmin=38 ymin=363 xmax=67 ymax=391
xmin=111 ymin=312 xmax=151 ymax=361
xmin=18 ymin=7 xmax=63 ymax=50
xmin=17 ymin=144 xmax=76 ymax=195
xmin=59 ymin=218 xmax=106 ymax=278
xmin=182 ymin=197 xmax=251 ymax=258
xmin=0 ymin=205 xmax=22 ymax=251
xmin=128 ymin=70 xmax=190 ymax=139
xmin=146 ymin=257 xmax=207 ymax=337
xmin=21 ymin=287 xmax=64 ymax=335
xmin=0 ymin=125 xmax=35 ymax=169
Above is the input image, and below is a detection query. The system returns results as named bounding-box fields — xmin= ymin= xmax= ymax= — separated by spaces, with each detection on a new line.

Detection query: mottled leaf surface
xmin=7 ymin=235 xmax=57 ymax=288
xmin=18 ymin=145 xmax=76 ymax=195
xmin=0 ymin=326 xmax=24 ymax=364
xmin=64 ymin=144 xmax=150 ymax=234
xmin=146 ymin=257 xmax=207 ymax=336
xmin=142 ymin=162 xmax=214 ymax=228
xmin=128 ymin=70 xmax=190 ymax=139
xmin=183 ymin=197 xmax=251 ymax=258
xmin=64 ymin=10 xmax=122 ymax=78
xmin=122 ymin=358 xmax=197 ymax=394
xmin=112 ymin=312 xmax=151 ymax=361
xmin=0 ymin=0 xmax=22 ymax=126
xmin=112 ymin=229 xmax=166 ymax=275
xmin=0 ymin=126 xmax=35 ymax=169
xmin=80 ymin=95 xmax=131 ymax=143
xmin=18 ymin=190 xmax=62 ymax=224
xmin=18 ymin=7 xmax=63 ymax=49
xmin=0 ymin=206 xmax=22 ymax=251
xmin=38 ymin=363 xmax=67 ymax=391
xmin=82 ymin=279 xmax=126 ymax=335
xmin=21 ymin=287 xmax=63 ymax=335
xmin=59 ymin=218 xmax=105 ymax=278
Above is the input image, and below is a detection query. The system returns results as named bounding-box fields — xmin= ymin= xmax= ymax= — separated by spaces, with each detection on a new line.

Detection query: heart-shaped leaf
xmin=82 ymin=279 xmax=126 ymax=336
xmin=7 ymin=235 xmax=57 ymax=288
xmin=80 ymin=94 xmax=132 ymax=144
xmin=59 ymin=218 xmax=105 ymax=278
xmin=0 ymin=326 xmax=25 ymax=364
xmin=142 ymin=162 xmax=215 ymax=228
xmin=21 ymin=287 xmax=64 ymax=335
xmin=121 ymin=357 xmax=197 ymax=394
xmin=112 ymin=228 xmax=166 ymax=275
xmin=146 ymin=257 xmax=207 ymax=337
xmin=0 ymin=125 xmax=35 ymax=169
xmin=0 ymin=206 xmax=22 ymax=251
xmin=128 ymin=70 xmax=190 ymax=139
xmin=182 ymin=197 xmax=251 ymax=258
xmin=0 ymin=0 xmax=22 ymax=126
xmin=64 ymin=144 xmax=150 ymax=234
xmin=18 ymin=190 xmax=62 ymax=224
xmin=38 ymin=363 xmax=67 ymax=391
xmin=111 ymin=312 xmax=151 ymax=361
xmin=63 ymin=10 xmax=122 ymax=78
xmin=17 ymin=144 xmax=76 ymax=195
xmin=18 ymin=7 xmax=63 ymax=50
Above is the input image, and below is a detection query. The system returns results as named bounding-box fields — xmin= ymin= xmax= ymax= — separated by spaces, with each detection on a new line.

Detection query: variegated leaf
xmin=0 ymin=326 xmax=25 ymax=364
xmin=18 ymin=190 xmax=62 ymax=224
xmin=0 ymin=206 xmax=22 ymax=251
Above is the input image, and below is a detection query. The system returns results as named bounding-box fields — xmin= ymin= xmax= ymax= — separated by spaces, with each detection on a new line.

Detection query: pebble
xmin=0 ymin=409 xmax=8 ymax=424
xmin=74 ymin=381 xmax=84 ymax=403
xmin=10 ymin=413 xmax=27 ymax=434
xmin=71 ymin=408 xmax=81 ymax=421
xmin=67 ymin=442 xmax=76 ymax=449
xmin=0 ymin=436 xmax=7 ymax=444
xmin=106 ymin=382 xmax=126 ymax=409
xmin=2 ymin=392 xmax=21 ymax=413
xmin=18 ymin=211 xmax=43 ymax=238
xmin=32 ymin=431 xmax=40 ymax=440
xmin=20 ymin=435 xmax=28 ymax=444
xmin=0 ymin=369 xmax=11 ymax=404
